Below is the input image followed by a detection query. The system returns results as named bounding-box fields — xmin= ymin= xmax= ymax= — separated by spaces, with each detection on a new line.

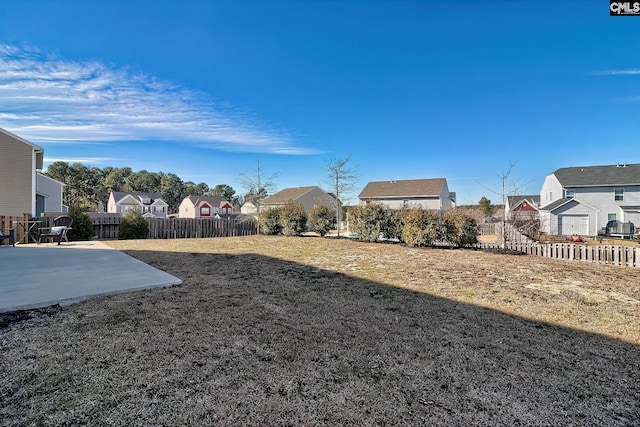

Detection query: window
xmin=608 ymin=213 xmax=617 ymax=221
xmin=614 ymin=189 xmax=624 ymax=201
xmin=201 ymin=207 xmax=210 ymax=216
xmin=403 ymin=199 xmax=409 ymax=206
xmin=564 ymin=189 xmax=574 ymax=198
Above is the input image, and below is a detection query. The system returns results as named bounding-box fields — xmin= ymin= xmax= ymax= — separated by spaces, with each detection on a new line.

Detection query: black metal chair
xmin=0 ymin=228 xmax=15 ymax=247
xmin=38 ymin=215 xmax=73 ymax=245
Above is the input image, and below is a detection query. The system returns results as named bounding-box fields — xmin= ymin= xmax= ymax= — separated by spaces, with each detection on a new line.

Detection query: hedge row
xmin=259 ymin=202 xmax=336 ymax=237
xmin=350 ymin=204 xmax=478 ymax=247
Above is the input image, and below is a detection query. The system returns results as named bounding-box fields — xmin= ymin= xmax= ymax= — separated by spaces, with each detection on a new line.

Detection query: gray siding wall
xmin=0 ymin=132 xmax=36 ymax=216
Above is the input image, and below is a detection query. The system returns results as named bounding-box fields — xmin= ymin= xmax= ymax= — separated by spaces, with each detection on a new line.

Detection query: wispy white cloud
xmin=596 ymin=69 xmax=640 ymax=75
xmin=0 ymin=44 xmax=318 ymax=155
xmin=44 ymin=157 xmax=123 ymax=164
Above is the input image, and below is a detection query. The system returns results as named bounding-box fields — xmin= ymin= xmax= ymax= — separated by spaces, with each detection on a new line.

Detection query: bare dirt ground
xmin=1 ymin=235 xmax=639 ymax=426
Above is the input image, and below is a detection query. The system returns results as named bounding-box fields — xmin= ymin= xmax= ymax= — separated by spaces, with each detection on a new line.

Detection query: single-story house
xmin=539 ymin=163 xmax=640 ymax=236
xmin=179 ymin=195 xmax=233 ymax=218
xmin=107 ymin=191 xmax=169 ymax=218
xmin=358 ymin=178 xmax=454 ymax=213
xmin=262 ymin=186 xmax=341 ymax=220
xmin=0 ymin=128 xmax=65 ymax=217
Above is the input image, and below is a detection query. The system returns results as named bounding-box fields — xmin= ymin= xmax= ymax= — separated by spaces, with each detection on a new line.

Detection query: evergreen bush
xmin=280 ymin=201 xmax=307 ymax=236
xmin=308 ymin=204 xmax=336 ymax=237
xmin=118 ymin=209 xmax=149 ymax=240
xmin=259 ymin=207 xmax=282 ymax=235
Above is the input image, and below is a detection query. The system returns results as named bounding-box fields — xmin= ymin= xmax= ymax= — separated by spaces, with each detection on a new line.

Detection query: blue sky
xmin=0 ymin=0 xmax=638 ymax=205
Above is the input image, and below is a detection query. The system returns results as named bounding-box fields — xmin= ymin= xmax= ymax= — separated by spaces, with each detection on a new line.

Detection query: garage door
xmin=559 ymin=215 xmax=589 ymax=235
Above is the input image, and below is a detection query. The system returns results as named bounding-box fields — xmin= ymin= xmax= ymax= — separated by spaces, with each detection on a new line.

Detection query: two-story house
xmin=178 ymin=195 xmax=233 ymax=218
xmin=538 ymin=164 xmax=640 ymax=236
xmin=358 ymin=178 xmax=454 ymax=213
xmin=107 ymin=191 xmax=168 ymax=218
xmin=0 ymin=128 xmax=65 ymax=216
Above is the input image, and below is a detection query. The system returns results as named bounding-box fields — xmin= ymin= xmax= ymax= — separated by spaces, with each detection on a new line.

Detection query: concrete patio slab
xmin=0 ymin=241 xmax=182 ymax=313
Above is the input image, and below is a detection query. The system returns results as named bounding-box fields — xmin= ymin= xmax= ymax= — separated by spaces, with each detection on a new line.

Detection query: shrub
xmin=118 ymin=209 xmax=149 ymax=240
xmin=280 ymin=201 xmax=307 ymax=236
xmin=381 ymin=207 xmax=409 ymax=241
xmin=443 ymin=208 xmax=479 ymax=247
xmin=66 ymin=205 xmax=95 ymax=241
xmin=259 ymin=207 xmax=282 ymax=235
xmin=402 ymin=209 xmax=443 ymax=247
xmin=350 ymin=204 xmax=389 ymax=242
xmin=308 ymin=204 xmax=336 ymax=237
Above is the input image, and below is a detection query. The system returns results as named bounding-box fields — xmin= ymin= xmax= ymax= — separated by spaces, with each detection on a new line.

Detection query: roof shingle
xmin=358 ymin=178 xmax=446 ymax=199
xmin=553 ymin=164 xmax=640 ymax=187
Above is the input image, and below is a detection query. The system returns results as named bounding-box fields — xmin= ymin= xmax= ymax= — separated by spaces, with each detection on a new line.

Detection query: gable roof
xmin=553 ymin=164 xmax=640 ymax=187
xmin=507 ymin=195 xmax=540 ymax=210
xmin=112 ymin=191 xmax=165 ymax=205
xmin=184 ymin=195 xmax=230 ymax=208
xmin=262 ymin=186 xmax=318 ymax=204
xmin=539 ymin=197 xmax=599 ymax=212
xmin=358 ymin=178 xmax=446 ymax=199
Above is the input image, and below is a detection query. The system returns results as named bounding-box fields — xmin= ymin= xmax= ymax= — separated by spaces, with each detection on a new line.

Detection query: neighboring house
xmin=358 ymin=178 xmax=454 ymax=212
xmin=179 ymin=195 xmax=233 ymax=218
xmin=506 ymin=195 xmax=540 ymax=221
xmin=539 ymin=163 xmax=640 ymax=236
xmin=240 ymin=199 xmax=260 ymax=214
xmin=0 ymin=127 xmax=66 ymax=217
xmin=107 ymin=191 xmax=168 ymax=218
xmin=36 ymin=172 xmax=66 ymax=216
xmin=262 ymin=186 xmax=341 ymax=219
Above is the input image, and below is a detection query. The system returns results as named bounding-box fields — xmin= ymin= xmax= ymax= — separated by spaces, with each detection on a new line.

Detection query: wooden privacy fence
xmin=147 ymin=217 xmax=257 ymax=239
xmin=480 ymin=241 xmax=640 ymax=267
xmin=6 ymin=214 xmax=257 ymax=241
xmin=0 ymin=214 xmax=30 ymax=244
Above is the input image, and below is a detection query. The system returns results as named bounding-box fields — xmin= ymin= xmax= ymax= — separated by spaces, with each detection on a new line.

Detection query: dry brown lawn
xmin=1 ymin=235 xmax=639 ymax=426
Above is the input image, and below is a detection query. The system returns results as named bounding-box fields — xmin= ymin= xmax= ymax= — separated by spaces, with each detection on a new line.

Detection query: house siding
xmin=539 ymin=168 xmax=640 ymax=235
xmin=0 ymin=131 xmax=39 ymax=216
xmin=365 ymin=197 xmax=440 ymax=210
xmin=540 ymin=174 xmax=563 ymax=206
xmin=35 ymin=173 xmax=65 ymax=215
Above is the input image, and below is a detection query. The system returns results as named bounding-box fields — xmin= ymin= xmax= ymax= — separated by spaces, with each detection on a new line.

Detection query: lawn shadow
xmin=1 ymin=249 xmax=638 ymax=426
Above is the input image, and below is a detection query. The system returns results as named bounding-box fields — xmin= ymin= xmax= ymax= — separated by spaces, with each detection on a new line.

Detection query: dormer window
xmin=614 ymin=189 xmax=624 ymax=201
xmin=140 ymin=197 xmax=151 ymax=204
xmin=565 ymin=189 xmax=574 ymax=198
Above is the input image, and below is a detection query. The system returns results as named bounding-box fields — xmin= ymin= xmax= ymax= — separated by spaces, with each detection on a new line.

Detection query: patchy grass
xmin=1 ymin=235 xmax=638 ymax=426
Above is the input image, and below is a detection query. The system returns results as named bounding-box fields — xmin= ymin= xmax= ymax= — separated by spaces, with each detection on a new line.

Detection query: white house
xmin=36 ymin=172 xmax=66 ymax=216
xmin=179 ymin=195 xmax=233 ymax=218
xmin=358 ymin=178 xmax=454 ymax=213
xmin=107 ymin=191 xmax=168 ymax=218
xmin=539 ymin=163 xmax=640 ymax=236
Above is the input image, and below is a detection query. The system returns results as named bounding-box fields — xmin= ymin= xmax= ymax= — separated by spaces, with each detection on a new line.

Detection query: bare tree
xmin=326 ymin=156 xmax=357 ymax=237
xmin=239 ymin=159 xmax=279 ymax=209
xmin=481 ymin=160 xmax=532 ymax=249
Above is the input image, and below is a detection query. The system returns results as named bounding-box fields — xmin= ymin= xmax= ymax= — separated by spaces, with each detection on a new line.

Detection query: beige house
xmin=179 ymin=195 xmax=233 ymax=218
xmin=0 ymin=128 xmax=65 ymax=216
xmin=107 ymin=191 xmax=168 ymax=218
xmin=240 ymin=199 xmax=260 ymax=214
xmin=262 ymin=186 xmax=341 ymax=219
xmin=358 ymin=178 xmax=454 ymax=213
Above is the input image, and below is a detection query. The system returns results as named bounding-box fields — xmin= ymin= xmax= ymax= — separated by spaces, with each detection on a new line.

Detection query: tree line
xmin=44 ymin=161 xmax=240 ymax=213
